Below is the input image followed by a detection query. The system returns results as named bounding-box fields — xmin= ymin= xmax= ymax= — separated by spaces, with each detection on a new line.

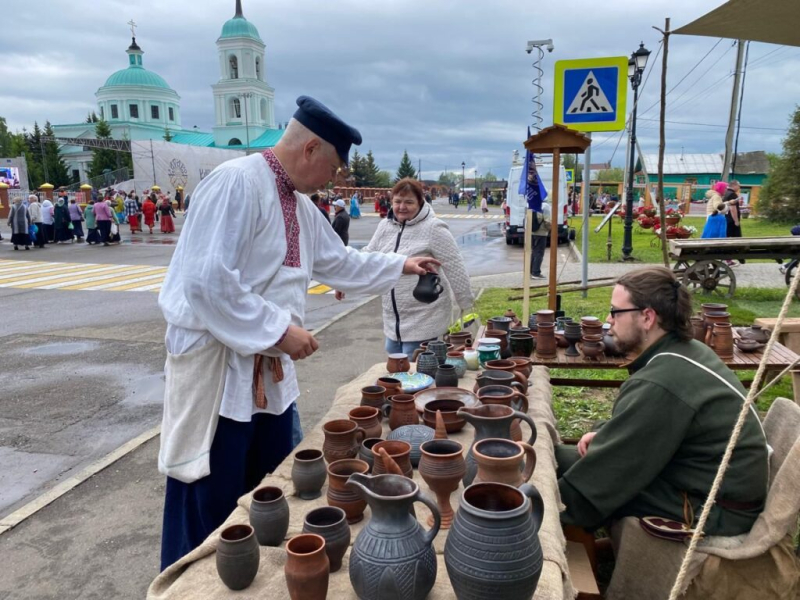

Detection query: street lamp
xmin=461 ymin=161 xmax=466 ymax=195
xmin=621 ymin=42 xmax=650 ymax=261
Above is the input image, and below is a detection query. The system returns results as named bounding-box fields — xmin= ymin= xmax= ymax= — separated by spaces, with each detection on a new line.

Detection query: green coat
xmin=558 ymin=333 xmax=768 ymax=536
xmin=84 ymin=205 xmax=96 ymax=230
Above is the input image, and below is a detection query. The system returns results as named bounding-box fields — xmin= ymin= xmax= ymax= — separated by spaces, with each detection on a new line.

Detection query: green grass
xmin=476 ymin=285 xmax=799 ymax=436
xmin=572 ymin=215 xmax=793 ymax=263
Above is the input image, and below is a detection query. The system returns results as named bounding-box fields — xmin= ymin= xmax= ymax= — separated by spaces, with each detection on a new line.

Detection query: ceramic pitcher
xmin=346 ymin=473 xmax=441 ymax=600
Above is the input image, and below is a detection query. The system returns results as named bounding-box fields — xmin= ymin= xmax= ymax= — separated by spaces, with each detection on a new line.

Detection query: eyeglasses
xmin=609 ymin=306 xmax=644 ymax=318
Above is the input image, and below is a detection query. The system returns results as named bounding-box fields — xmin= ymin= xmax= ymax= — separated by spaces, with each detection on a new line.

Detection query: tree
xmin=24 ymin=122 xmax=45 ymax=188
xmin=363 ymin=150 xmax=382 ymax=187
xmin=596 ymin=167 xmax=624 ymax=182
xmin=482 ymin=171 xmax=498 ymax=182
xmin=375 ymin=170 xmax=392 ymax=188
xmin=87 ymin=119 xmax=120 ymax=179
xmin=164 ymin=127 xmax=173 ymax=142
xmin=437 ymin=171 xmax=458 ymax=187
xmin=86 ymin=111 xmax=99 ymax=124
xmin=42 ymin=122 xmax=71 ymax=186
xmin=0 ymin=117 xmax=11 ymax=157
xmin=349 ymin=149 xmax=367 ymax=187
xmin=759 ymin=105 xmax=800 ymax=222
xmin=395 ymin=150 xmax=416 ymax=181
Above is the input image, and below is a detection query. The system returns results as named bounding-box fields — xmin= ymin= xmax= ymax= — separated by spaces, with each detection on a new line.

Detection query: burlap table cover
xmin=148 ymin=364 xmax=574 ymax=600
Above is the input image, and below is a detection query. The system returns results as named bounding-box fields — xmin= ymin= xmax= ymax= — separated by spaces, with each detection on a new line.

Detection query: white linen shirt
xmin=159 ymin=153 xmax=406 ymax=421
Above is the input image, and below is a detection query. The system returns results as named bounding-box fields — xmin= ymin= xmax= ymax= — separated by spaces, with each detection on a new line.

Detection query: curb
xmin=310 ymin=295 xmax=378 ymax=336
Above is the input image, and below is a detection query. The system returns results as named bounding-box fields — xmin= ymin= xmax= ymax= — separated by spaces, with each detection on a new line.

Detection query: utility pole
xmin=418 ymin=158 xmax=421 ymax=181
xmin=721 ymin=40 xmax=745 ymax=181
xmin=655 ymin=18 xmax=671 ymax=267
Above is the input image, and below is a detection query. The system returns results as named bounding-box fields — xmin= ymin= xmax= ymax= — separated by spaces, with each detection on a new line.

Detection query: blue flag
xmin=519 ymin=127 xmax=548 ymax=212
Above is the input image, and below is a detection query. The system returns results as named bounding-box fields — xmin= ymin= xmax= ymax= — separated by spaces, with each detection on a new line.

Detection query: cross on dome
xmin=128 ymin=19 xmax=137 ymax=37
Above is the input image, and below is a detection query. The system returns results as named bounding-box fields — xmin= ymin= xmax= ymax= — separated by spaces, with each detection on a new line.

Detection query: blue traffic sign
xmin=554 ymin=57 xmax=628 ymax=132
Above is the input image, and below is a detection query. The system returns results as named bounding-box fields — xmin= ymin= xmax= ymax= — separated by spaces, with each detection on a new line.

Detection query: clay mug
xmin=376 ymin=376 xmax=402 ymax=400
xmin=322 ymin=419 xmax=366 ymax=463
xmin=383 ymin=393 xmax=419 ymax=430
xmin=326 ymin=458 xmax=370 ymax=523
xmin=710 ymin=322 xmax=734 ymax=359
xmin=216 ymin=524 xmax=259 ymax=591
xmin=427 ymin=340 xmax=450 ymax=365
xmin=386 ymin=353 xmax=411 ymax=373
xmin=690 ymin=316 xmax=706 ymax=342
xmin=371 ymin=440 xmax=413 ymax=478
xmin=249 ymin=486 xmax=290 ymax=546
xmin=348 ymin=406 xmax=383 ymax=439
xmin=360 ymin=385 xmax=387 ymax=411
xmin=581 ymin=334 xmax=605 ymax=360
xmin=485 ymin=359 xmax=529 ymax=388
xmin=416 ymin=351 xmax=440 ymax=378
xmin=534 ymin=322 xmax=557 ymax=357
xmin=292 ymin=448 xmax=327 ymax=500
xmin=285 ymin=533 xmax=330 ymax=600
xmin=704 ymin=312 xmax=731 ymax=346
xmin=413 ymin=272 xmax=444 ymax=304
xmin=302 ymin=506 xmax=351 ymax=574
xmin=473 ymin=438 xmax=536 ymax=487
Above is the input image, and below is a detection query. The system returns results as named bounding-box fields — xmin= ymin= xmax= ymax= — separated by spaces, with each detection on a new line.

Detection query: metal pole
xmin=721 ymin=40 xmax=745 ymax=181
xmin=581 ymin=134 xmax=591 ymax=297
xmin=150 ymin=139 xmax=156 ymax=186
xmin=731 ymin=41 xmax=750 ymax=180
xmin=622 ymin=79 xmax=639 ymax=260
xmin=243 ymin=93 xmax=251 ymax=152
xmin=548 ymin=150 xmax=561 ymax=311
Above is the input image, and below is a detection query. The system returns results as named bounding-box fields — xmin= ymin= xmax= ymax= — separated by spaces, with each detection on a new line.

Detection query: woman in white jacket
xmin=338 ymin=178 xmax=474 ymax=354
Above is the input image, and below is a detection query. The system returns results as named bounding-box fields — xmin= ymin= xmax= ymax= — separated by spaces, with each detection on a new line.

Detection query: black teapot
xmin=413 ymin=272 xmax=443 ymax=304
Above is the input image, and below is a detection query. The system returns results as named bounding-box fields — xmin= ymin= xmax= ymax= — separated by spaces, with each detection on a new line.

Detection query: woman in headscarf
xmin=53 ymin=195 xmax=73 ymax=243
xmin=84 ymin=199 xmax=100 ymax=244
xmin=27 ymin=194 xmax=45 ymax=248
xmin=705 ymin=181 xmax=727 ymax=219
xmin=40 ymin=196 xmax=54 ymax=243
xmin=7 ymin=197 xmax=31 ymax=250
xmin=142 ymin=193 xmax=158 ymax=234
xmin=350 ymin=191 xmax=361 ymax=219
xmin=68 ymin=196 xmax=85 ymax=243
xmin=125 ymin=191 xmax=141 ymax=233
xmin=160 ymin=195 xmax=177 ymax=233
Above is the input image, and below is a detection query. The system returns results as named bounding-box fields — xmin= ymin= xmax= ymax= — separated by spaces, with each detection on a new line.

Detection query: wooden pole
xmin=522 ymin=208 xmax=533 ymax=321
xmin=548 ymin=149 xmax=561 ymax=311
xmin=657 ymin=18 xmax=671 ymax=267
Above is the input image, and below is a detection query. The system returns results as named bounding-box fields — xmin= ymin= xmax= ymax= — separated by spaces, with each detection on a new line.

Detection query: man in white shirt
xmin=158 ymin=96 xmax=439 ymax=570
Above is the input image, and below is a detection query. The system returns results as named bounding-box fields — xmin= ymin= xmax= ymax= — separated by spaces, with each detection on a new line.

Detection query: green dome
xmin=219 ymin=16 xmax=262 ymax=41
xmin=104 ymin=67 xmax=172 ymax=90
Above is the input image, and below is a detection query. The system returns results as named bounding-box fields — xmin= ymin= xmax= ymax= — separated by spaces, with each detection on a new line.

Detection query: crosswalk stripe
xmin=0 ymin=262 xmax=100 ymax=277
xmin=58 ymin=272 xmax=166 ymax=291
xmin=16 ymin=266 xmax=157 ymax=289
xmin=0 ymin=264 xmax=129 ymax=286
xmin=307 ymin=283 xmax=332 ymax=295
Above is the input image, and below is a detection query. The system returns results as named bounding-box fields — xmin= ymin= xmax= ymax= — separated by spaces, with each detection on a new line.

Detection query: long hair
xmin=617 ymin=267 xmax=693 ymax=341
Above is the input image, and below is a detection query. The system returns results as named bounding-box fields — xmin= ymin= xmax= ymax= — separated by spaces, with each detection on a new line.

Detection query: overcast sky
xmin=2 ymin=0 xmax=798 ymax=179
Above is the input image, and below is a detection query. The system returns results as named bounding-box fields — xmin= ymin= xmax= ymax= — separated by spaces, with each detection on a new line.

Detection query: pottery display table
xmin=147 ymin=363 xmax=574 ymax=600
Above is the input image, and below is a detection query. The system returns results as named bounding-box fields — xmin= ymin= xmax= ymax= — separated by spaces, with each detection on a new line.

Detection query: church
xmin=52 ymin=0 xmax=283 ymax=183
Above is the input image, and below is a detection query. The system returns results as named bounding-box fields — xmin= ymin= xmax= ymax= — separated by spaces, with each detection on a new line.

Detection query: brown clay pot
xmin=485 ymin=329 xmax=511 ymax=359
xmin=322 ymin=419 xmax=366 ymax=463
xmin=326 ymin=459 xmax=370 ymax=523
xmin=581 ymin=334 xmax=605 ymax=360
xmin=419 ymin=439 xmax=466 ymax=529
xmin=690 ymin=316 xmax=706 ymax=342
xmin=704 ymin=312 xmax=731 ymax=346
xmin=422 ymin=399 xmax=466 ymax=433
xmin=386 ymin=353 xmax=411 ymax=373
xmin=348 ymin=406 xmax=383 ymax=439
xmin=376 ymin=377 xmax=403 ymax=400
xmin=536 ymin=309 xmax=555 ymax=325
xmin=360 ymin=385 xmax=387 ymax=412
xmin=445 ymin=331 xmax=473 ymax=350
xmin=473 ymin=438 xmax=536 ymax=487
xmin=285 ymin=533 xmax=330 ymax=600
xmin=383 ymin=393 xmax=419 ymax=430
xmin=302 ymin=506 xmax=350 ymax=574
xmin=371 ymin=440 xmax=413 ymax=478
xmin=534 ymin=322 xmax=557 ymax=358
xmin=507 ymin=356 xmax=533 ymax=378
xmin=485 ymin=359 xmax=529 ymax=388
xmin=709 ymin=322 xmax=734 ymax=359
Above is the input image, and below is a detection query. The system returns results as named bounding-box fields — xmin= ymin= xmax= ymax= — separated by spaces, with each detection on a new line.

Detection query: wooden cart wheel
xmin=682 ymin=260 xmax=737 ymax=298
xmin=672 ymin=260 xmax=690 ymax=276
xmin=786 ymin=261 xmax=799 ymax=301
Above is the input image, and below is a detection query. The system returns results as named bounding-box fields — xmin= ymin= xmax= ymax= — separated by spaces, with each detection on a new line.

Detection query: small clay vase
xmin=422 ymin=399 xmax=466 ymax=433
xmin=386 ymin=353 xmax=411 ymax=373
xmin=509 ymin=333 xmax=535 ymax=357
xmin=302 ymin=506 xmax=351 ymax=573
xmin=710 ymin=322 xmax=734 ymax=359
xmin=416 ymin=351 xmax=440 ymax=378
xmin=292 ymin=449 xmax=327 ymax=500
xmin=445 ymin=351 xmax=468 ymax=378
xmin=326 ymin=458 xmax=370 ymax=523
xmin=376 ymin=376 xmax=402 ymax=400
xmin=473 ymin=438 xmax=536 ymax=487
xmin=322 ymin=419 xmax=366 ymax=463
xmin=216 ymin=524 xmax=259 ymax=591
xmin=419 ymin=439 xmax=465 ymax=529
xmin=581 ymin=334 xmax=605 ymax=361
xmin=249 ymin=486 xmax=290 ymax=546
xmin=535 ymin=322 xmax=557 ymax=358
xmin=360 ymin=385 xmax=387 ymax=411
xmin=485 ymin=328 xmax=511 ymax=359
xmin=285 ymin=533 xmax=330 ymax=600
xmin=435 ymin=363 xmax=459 ymax=387
xmin=359 ymin=438 xmax=382 ymax=472
xmin=348 ymin=406 xmax=383 ymax=439
xmin=372 ymin=440 xmax=413 ymax=478
xmin=383 ymin=393 xmax=419 ymax=430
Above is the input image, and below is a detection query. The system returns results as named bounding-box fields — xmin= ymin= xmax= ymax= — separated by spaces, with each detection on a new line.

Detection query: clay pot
xmin=216 ymin=524 xmax=259 ymax=591
xmin=509 ymin=325 xmax=531 ymax=336
xmin=347 ymin=474 xmax=441 ymax=600
xmin=488 ymin=316 xmax=513 ymax=332
xmin=422 ymin=399 xmax=466 ymax=433
xmin=359 ymin=438 xmax=382 ymax=472
xmin=386 ymin=353 xmax=411 ymax=373
xmin=322 ymin=419 xmax=366 ymax=463
xmin=435 ymin=363 xmax=459 ymax=388
xmin=507 ymin=356 xmax=533 ymax=379
xmin=691 ymin=316 xmax=706 ymax=342
xmin=285 ymin=533 xmax=330 ymax=600
xmin=445 ymin=483 xmax=544 ymax=599
xmin=416 ymin=351 xmax=440 ymax=378
xmin=534 ymin=323 xmax=557 ymax=358
xmin=427 ymin=340 xmax=452 ymax=365
xmin=376 ymin=376 xmax=403 ymax=400
xmin=292 ymin=449 xmax=327 ymax=500
xmin=445 ymin=351 xmax=468 ymax=378
xmin=473 ymin=438 xmax=536 ymax=487
xmin=348 ymin=406 xmax=383 ymax=439
xmin=581 ymin=334 xmax=605 ymax=360
xmin=387 ymin=424 xmax=435 ymax=467
xmin=740 ymin=325 xmax=770 ymax=344
xmin=476 ymin=343 xmax=501 ymax=367
xmin=419 ymin=439 xmax=466 ymax=529
xmin=326 ymin=459 xmax=370 ymax=523
xmin=704 ymin=312 xmax=731 ymax=346
xmin=302 ymin=506 xmax=350 ymax=573
xmin=474 ymin=369 xmax=526 ymax=394
xmin=249 ymin=486 xmax=290 ymax=546
xmin=536 ymin=309 xmax=555 ymax=325
xmin=485 ymin=359 xmax=528 ymax=388
xmin=509 ymin=333 xmax=535 ymax=357
xmin=446 ymin=331 xmax=473 ymax=349
xmin=372 ymin=440 xmax=413 ymax=478
xmin=710 ymin=322 xmax=734 ymax=359
xmin=485 ymin=328 xmax=511 ymax=359
xmin=383 ymin=393 xmax=419 ymax=430
xmin=360 ymin=385 xmax=387 ymax=411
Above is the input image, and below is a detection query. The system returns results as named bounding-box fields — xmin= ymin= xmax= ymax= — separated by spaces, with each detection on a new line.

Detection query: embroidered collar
xmin=262 ymin=149 xmax=301 ymax=268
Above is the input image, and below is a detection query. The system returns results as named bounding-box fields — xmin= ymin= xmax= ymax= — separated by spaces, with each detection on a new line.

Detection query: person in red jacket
xmin=142 ymin=195 xmax=158 ymax=234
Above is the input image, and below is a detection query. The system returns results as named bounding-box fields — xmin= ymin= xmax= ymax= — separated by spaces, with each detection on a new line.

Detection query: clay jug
xmin=485 ymin=359 xmax=528 ymax=388
xmin=377 ymin=376 xmax=403 ymax=400
xmin=476 ymin=385 xmax=529 ymax=442
xmin=291 ymin=449 xmax=327 ymax=500
xmin=347 ymin=473 xmax=441 ymax=600
xmin=372 ymin=440 xmax=413 ymax=478
xmin=386 ymin=353 xmax=411 ymax=373
xmin=445 ymin=482 xmax=544 ymax=600
xmin=534 ymin=322 xmax=557 ymax=358
xmin=326 ymin=458 xmax=370 ymax=523
xmin=216 ymin=524 xmax=259 ymax=591
xmin=710 ymin=322 xmax=734 ymax=359
xmin=458 ymin=405 xmax=537 ymax=486
xmin=348 ymin=406 xmax=383 ymax=439
xmin=322 ymin=419 xmax=366 ymax=463
xmin=249 ymin=486 xmax=290 ymax=546
xmin=302 ymin=506 xmax=351 ymax=573
xmin=285 ymin=533 xmax=330 ymax=600
xmin=383 ymin=394 xmax=419 ymax=430
xmin=473 ymin=438 xmax=536 ymax=487
xmin=474 ymin=369 xmax=526 ymax=394
xmin=361 ymin=385 xmax=387 ymax=411
xmin=419 ymin=439 xmax=466 ymax=529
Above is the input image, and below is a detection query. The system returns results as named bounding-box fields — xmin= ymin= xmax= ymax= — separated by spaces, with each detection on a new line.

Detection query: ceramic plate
xmin=413 ymin=387 xmax=482 ymax=414
xmin=386 ymin=372 xmax=434 ymax=393
xmin=639 ymin=516 xmax=697 ymax=542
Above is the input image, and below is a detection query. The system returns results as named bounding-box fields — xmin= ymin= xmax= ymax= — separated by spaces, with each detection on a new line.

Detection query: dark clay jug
xmin=216 ymin=524 xmax=260 ymax=591
xmin=346 ymin=473 xmax=441 ymax=600
xmin=413 ymin=272 xmax=443 ymax=304
xmin=445 ymin=482 xmax=544 ymax=600
xmin=249 ymin=486 xmax=290 ymax=546
xmin=302 ymin=506 xmax=351 ymax=573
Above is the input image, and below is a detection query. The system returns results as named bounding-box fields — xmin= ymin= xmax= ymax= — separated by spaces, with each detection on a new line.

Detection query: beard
xmin=611 ymin=328 xmax=647 ymax=356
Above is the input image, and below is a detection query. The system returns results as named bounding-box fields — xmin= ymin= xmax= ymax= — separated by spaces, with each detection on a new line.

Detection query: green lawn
xmin=572 ymin=215 xmax=792 ymax=263
xmin=476 ymin=285 xmax=798 ymax=437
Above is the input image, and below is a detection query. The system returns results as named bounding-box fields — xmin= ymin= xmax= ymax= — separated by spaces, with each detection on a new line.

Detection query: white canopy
xmin=675 ymin=0 xmax=800 ymax=47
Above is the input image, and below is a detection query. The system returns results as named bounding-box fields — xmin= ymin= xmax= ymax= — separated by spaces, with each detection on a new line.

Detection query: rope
xmin=667 ymin=271 xmax=800 ymax=599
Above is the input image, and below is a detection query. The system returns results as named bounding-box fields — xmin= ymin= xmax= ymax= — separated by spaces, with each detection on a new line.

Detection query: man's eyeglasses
xmin=609 ymin=306 xmax=644 ymax=318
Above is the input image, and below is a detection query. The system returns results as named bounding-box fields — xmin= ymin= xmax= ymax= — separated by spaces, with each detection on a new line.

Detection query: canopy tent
xmin=674 ymin=0 xmax=800 ymax=47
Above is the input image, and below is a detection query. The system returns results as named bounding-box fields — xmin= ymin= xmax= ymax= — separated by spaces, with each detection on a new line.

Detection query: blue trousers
xmin=385 ymin=337 xmax=437 ymax=356
xmin=160 ymin=405 xmax=300 ymax=571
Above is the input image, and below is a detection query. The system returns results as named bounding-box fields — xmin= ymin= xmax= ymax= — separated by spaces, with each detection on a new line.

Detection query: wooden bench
xmin=754 ymin=318 xmax=800 ymax=403
xmin=565 ymin=541 xmax=602 ymax=600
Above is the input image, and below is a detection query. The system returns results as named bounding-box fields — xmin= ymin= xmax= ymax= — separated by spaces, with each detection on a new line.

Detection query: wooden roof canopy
xmin=523 ymin=124 xmax=591 ymax=154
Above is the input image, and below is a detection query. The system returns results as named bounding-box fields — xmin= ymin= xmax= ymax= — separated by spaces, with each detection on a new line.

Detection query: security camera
xmin=526 ymin=39 xmax=555 ymax=54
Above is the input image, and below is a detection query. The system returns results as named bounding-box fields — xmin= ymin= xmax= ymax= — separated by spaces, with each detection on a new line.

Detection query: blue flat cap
xmin=293 ymin=96 xmax=362 ymax=166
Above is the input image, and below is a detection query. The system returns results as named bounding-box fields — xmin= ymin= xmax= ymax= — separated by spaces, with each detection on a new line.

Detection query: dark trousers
xmin=96 ymin=220 xmax=111 ymax=244
xmin=160 ymin=410 xmax=296 ymax=571
xmin=530 ymin=235 xmax=547 ymax=276
xmin=44 ymin=223 xmax=55 ymax=243
xmin=34 ymin=223 xmax=45 ymax=248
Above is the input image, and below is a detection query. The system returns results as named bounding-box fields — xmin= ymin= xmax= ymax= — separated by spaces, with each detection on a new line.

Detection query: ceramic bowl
xmin=386 ymin=372 xmax=435 ymax=393
xmin=413 ymin=387 xmax=481 ymax=414
xmin=422 ymin=399 xmax=467 ymax=433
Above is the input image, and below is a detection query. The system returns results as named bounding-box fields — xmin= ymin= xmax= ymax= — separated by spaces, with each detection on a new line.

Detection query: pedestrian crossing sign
xmin=554 ymin=56 xmax=628 ymax=132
